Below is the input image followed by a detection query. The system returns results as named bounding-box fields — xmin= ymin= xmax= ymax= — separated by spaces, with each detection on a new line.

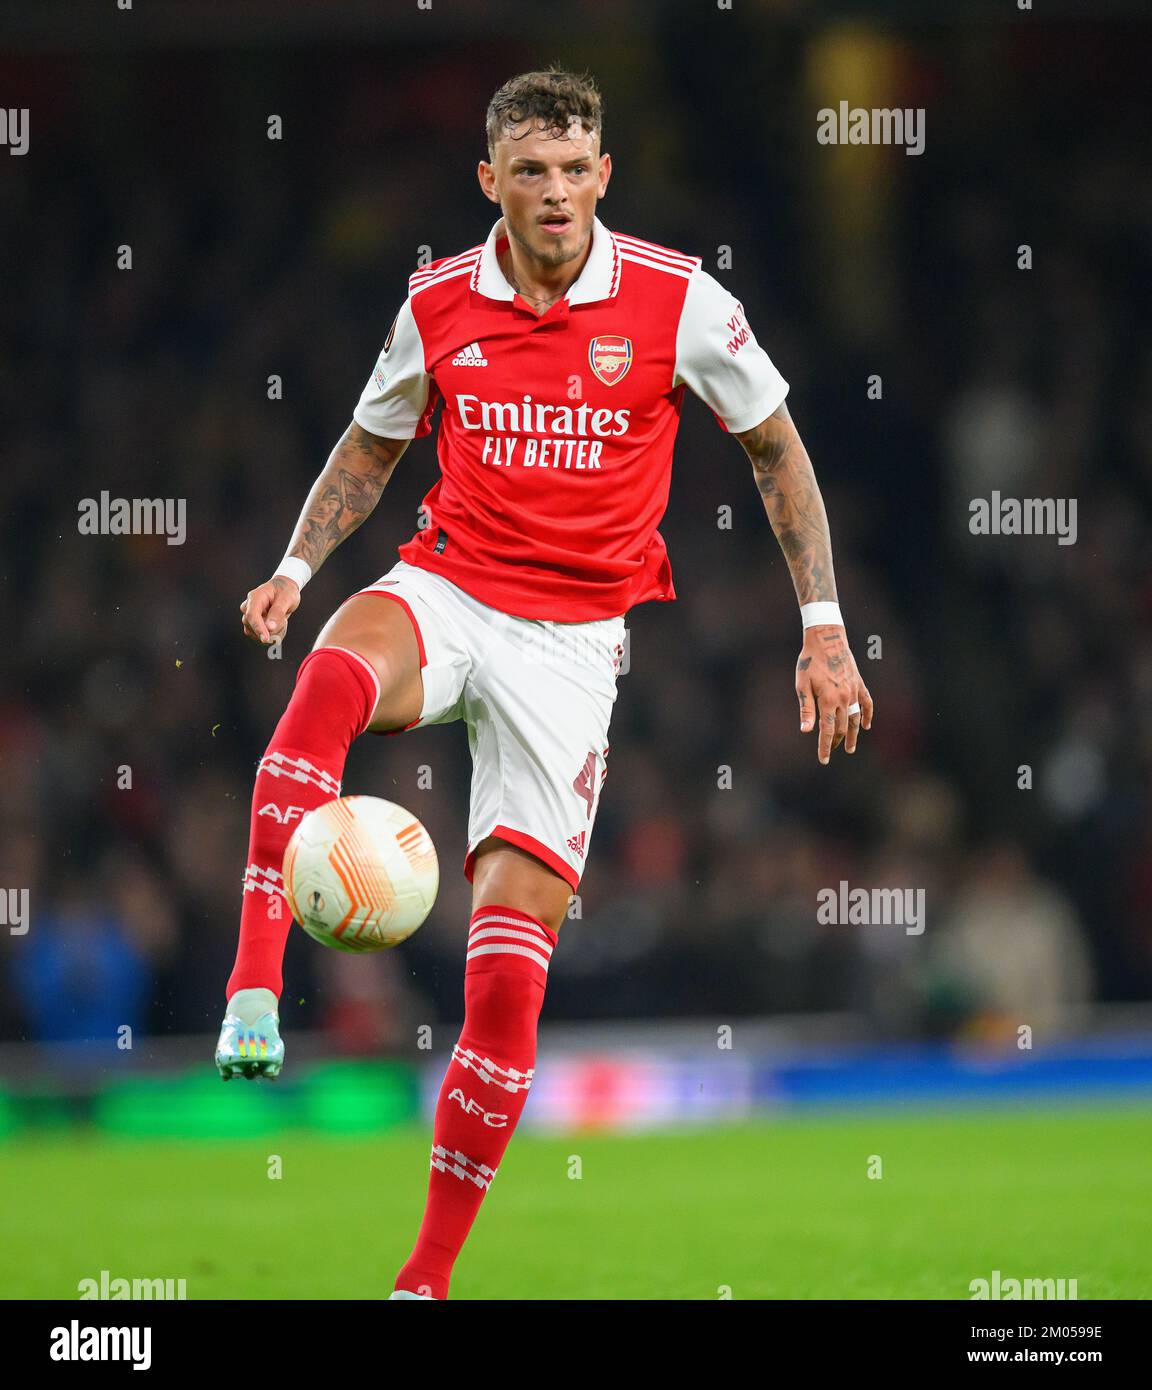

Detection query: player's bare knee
xmin=471 ymin=840 xmax=572 ymax=933
xmin=312 ymin=597 xmax=423 ymax=732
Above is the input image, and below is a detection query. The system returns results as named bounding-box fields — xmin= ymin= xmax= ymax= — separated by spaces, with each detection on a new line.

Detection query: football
xmin=282 ymin=796 xmax=439 ymax=951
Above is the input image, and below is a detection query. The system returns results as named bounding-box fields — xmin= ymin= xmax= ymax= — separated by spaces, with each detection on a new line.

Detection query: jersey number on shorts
xmin=572 ymin=751 xmax=599 ymax=820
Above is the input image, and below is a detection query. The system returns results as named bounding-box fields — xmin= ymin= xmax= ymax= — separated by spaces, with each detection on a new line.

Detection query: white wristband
xmin=274 ymin=556 xmax=312 ymax=591
xmin=800 ymin=601 xmax=843 ymax=629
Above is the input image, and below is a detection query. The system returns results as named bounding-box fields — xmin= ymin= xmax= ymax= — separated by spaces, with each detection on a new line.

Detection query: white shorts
xmin=347 ymin=559 xmax=626 ymax=891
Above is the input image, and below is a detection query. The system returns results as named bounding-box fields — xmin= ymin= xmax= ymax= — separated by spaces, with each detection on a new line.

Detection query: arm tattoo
xmin=735 ymin=403 xmax=837 ymax=606
xmin=285 ymin=423 xmax=409 ymax=573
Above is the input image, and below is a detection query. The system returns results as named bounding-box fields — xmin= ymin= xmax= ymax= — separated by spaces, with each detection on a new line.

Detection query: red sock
xmin=395 ymin=904 xmax=557 ymax=1299
xmin=226 ymin=646 xmax=379 ymax=1001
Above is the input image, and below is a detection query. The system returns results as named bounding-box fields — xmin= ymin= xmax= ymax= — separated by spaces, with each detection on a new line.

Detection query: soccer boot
xmin=215 ymin=1009 xmax=284 ymax=1081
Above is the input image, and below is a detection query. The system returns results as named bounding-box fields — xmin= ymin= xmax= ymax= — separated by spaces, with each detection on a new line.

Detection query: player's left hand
xmin=796 ymin=625 xmax=873 ymax=764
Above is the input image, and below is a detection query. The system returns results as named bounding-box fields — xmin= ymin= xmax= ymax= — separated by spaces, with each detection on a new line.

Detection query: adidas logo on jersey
xmin=451 ymin=341 xmax=488 ymax=367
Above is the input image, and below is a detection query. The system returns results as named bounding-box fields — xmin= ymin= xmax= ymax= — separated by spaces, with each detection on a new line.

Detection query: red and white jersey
xmin=354 ymin=215 xmax=788 ymax=621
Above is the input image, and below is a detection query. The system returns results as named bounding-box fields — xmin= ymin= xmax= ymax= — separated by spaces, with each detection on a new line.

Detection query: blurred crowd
xmin=1 ymin=18 xmax=1149 ymax=1052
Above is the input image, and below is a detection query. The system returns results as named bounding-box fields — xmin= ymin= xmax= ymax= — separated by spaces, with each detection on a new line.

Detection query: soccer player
xmin=216 ymin=68 xmax=873 ymax=1299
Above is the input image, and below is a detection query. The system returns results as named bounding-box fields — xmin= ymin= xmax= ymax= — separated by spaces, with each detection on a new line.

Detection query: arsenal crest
xmin=588 ymin=335 xmax=633 ymax=387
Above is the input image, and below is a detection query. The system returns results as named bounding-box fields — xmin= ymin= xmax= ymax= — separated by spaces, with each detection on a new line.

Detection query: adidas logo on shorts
xmin=566 ymin=830 xmax=587 ymax=858
xmin=451 ymin=341 xmax=488 ymax=367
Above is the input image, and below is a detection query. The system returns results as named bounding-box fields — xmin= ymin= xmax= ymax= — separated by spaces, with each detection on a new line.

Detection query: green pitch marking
xmin=1 ymin=1105 xmax=1148 ymax=1300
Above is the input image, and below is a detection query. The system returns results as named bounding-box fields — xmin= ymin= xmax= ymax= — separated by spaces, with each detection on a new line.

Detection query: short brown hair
xmin=485 ymin=67 xmax=603 ymax=158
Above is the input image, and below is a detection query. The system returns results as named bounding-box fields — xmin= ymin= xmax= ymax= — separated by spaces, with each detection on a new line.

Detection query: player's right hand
xmin=241 ymin=576 xmax=301 ymax=645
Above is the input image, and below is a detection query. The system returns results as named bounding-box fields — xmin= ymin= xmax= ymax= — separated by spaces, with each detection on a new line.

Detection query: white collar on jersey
xmin=471 ymin=213 xmax=621 ymax=306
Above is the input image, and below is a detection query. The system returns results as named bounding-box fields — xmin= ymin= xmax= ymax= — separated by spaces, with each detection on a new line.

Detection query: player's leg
xmin=217 ymin=593 xmax=423 ymax=1080
xmin=392 ymin=841 xmax=570 ymax=1299
xmin=468 ymin=836 xmax=573 ymax=933
xmin=391 ymin=603 xmax=622 ymax=1298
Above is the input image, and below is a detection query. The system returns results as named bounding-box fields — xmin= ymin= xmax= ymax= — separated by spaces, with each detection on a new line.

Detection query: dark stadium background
xmin=1 ymin=2 xmax=1150 ymax=1107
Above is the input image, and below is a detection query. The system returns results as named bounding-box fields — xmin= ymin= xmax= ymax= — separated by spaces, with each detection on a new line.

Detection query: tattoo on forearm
xmin=736 ymin=408 xmax=837 ymax=606
xmin=287 ymin=423 xmax=408 ymax=573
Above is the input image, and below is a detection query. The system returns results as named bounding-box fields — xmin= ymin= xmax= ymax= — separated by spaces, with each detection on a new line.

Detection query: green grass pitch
xmin=2 ymin=1104 xmax=1148 ymax=1299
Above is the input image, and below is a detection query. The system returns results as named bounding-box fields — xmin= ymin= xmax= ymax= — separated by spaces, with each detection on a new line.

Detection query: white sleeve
xmin=673 ymin=267 xmax=789 ymax=434
xmin=352 ymin=295 xmax=433 ymax=439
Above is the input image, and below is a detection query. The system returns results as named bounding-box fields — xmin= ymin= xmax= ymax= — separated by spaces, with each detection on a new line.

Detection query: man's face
xmin=479 ymin=119 xmax=611 ymax=270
